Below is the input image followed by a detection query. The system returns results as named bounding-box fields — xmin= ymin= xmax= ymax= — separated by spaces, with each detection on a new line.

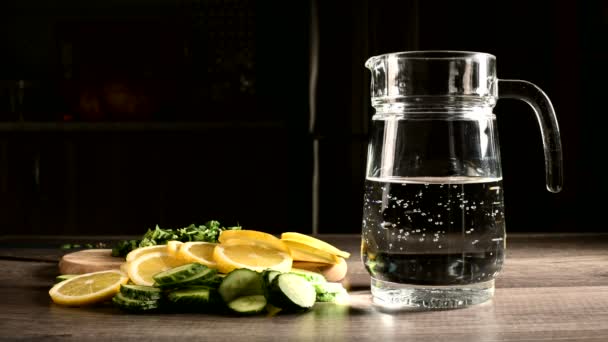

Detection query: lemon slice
xmin=125 ymin=245 xmax=168 ymax=263
xmin=177 ymin=241 xmax=218 ymax=268
xmin=219 ymin=230 xmax=290 ymax=255
xmin=166 ymin=240 xmax=184 ymax=257
xmin=49 ymin=270 xmax=128 ymax=306
xmin=283 ymin=240 xmax=340 ymax=264
xmin=213 ymin=244 xmax=292 ymax=274
xmin=281 ymin=232 xmax=350 ymax=258
xmin=127 ymin=252 xmax=186 ymax=286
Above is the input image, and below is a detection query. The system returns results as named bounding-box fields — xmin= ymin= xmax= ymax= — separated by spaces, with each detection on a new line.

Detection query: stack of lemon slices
xmin=49 ymin=230 xmax=349 ymax=306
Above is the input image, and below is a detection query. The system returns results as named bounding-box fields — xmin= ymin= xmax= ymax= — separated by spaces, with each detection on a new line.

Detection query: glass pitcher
xmin=361 ymin=51 xmax=562 ymax=310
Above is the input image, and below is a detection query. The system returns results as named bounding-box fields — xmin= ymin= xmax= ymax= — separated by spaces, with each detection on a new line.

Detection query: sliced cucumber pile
xmin=262 ymin=270 xmax=281 ymax=288
xmin=167 ymin=286 xmax=216 ymax=310
xmin=120 ymin=284 xmax=163 ymax=301
xmin=153 ymin=263 xmax=208 ymax=286
xmin=266 ymin=273 xmax=317 ymax=312
xmin=153 ymin=263 xmax=219 ymax=289
xmin=113 ymin=285 xmax=162 ymax=312
xmin=219 ymin=269 xmax=264 ymax=303
xmin=113 ymin=293 xmax=160 ymax=312
xmin=261 ymin=270 xmax=281 ymax=298
xmin=110 ymin=262 xmax=347 ymax=316
xmin=113 ymin=263 xmax=220 ymax=313
xmin=227 ymin=295 xmax=267 ymax=315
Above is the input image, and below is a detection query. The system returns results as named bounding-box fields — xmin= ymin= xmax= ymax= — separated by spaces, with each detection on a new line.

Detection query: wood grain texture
xmin=1 ymin=287 xmax=607 ymax=341
xmin=1 ymin=234 xmax=607 ymax=341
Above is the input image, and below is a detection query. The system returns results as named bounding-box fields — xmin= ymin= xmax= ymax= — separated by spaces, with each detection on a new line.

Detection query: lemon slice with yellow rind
xmin=219 ymin=230 xmax=291 ymax=255
xmin=281 ymin=232 xmax=350 ymax=258
xmin=176 ymin=241 xmax=218 ymax=268
xmin=166 ymin=240 xmax=183 ymax=257
xmin=282 ymin=240 xmax=340 ymax=264
xmin=127 ymin=251 xmax=186 ymax=286
xmin=125 ymin=245 xmax=168 ymax=263
xmin=49 ymin=270 xmax=128 ymax=306
xmin=213 ymin=244 xmax=292 ymax=274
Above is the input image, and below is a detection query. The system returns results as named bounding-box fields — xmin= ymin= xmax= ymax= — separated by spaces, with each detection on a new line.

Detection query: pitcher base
xmin=370 ymin=278 xmax=495 ymax=311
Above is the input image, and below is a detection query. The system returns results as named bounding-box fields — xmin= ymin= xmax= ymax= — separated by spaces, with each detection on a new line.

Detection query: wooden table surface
xmin=1 ymin=234 xmax=607 ymax=342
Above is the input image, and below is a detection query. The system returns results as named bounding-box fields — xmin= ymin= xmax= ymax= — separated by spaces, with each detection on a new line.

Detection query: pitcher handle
xmin=498 ymin=79 xmax=563 ymax=193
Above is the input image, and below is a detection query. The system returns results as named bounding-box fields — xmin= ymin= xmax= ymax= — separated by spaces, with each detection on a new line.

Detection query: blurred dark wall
xmin=0 ymin=0 xmax=312 ymax=235
xmin=0 ymin=0 xmax=604 ymax=235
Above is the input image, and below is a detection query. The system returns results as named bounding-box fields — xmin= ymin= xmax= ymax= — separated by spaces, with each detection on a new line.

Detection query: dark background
xmin=0 ymin=0 xmax=605 ymax=235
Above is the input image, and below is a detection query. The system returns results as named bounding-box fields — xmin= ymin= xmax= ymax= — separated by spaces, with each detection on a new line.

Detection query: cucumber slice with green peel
xmin=154 ymin=267 xmax=218 ymax=289
xmin=261 ymin=270 xmax=281 ymax=298
xmin=262 ymin=270 xmax=281 ymax=287
xmin=112 ymin=293 xmax=160 ymax=312
xmin=120 ymin=284 xmax=162 ymax=300
xmin=289 ymin=268 xmax=326 ymax=284
xmin=268 ymin=273 xmax=316 ymax=311
xmin=167 ymin=287 xmax=215 ymax=307
xmin=152 ymin=263 xmax=208 ymax=286
xmin=183 ymin=273 xmax=223 ymax=288
xmin=54 ymin=274 xmax=78 ymax=284
xmin=218 ymin=269 xmax=264 ymax=303
xmin=227 ymin=295 xmax=267 ymax=315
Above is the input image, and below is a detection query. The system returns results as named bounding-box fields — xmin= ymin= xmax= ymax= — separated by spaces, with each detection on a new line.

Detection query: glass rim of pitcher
xmin=365 ymin=50 xmax=496 ymax=68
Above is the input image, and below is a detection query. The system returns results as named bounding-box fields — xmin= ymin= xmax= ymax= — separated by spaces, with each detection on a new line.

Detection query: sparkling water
xmin=361 ymin=177 xmax=506 ymax=308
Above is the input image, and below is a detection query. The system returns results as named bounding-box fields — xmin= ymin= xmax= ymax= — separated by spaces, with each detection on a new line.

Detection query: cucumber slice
xmin=120 ymin=284 xmax=162 ymax=301
xmin=261 ymin=270 xmax=281 ymax=299
xmin=182 ymin=273 xmax=222 ymax=288
xmin=218 ymin=269 xmax=264 ymax=303
xmin=112 ymin=293 xmax=160 ymax=312
xmin=167 ymin=286 xmax=214 ymax=307
xmin=290 ymin=268 xmax=326 ymax=284
xmin=153 ymin=263 xmax=208 ymax=286
xmin=262 ymin=270 xmax=281 ymax=288
xmin=54 ymin=274 xmax=78 ymax=284
xmin=154 ymin=267 xmax=218 ymax=289
xmin=268 ymin=273 xmax=316 ymax=311
xmin=227 ymin=295 xmax=267 ymax=315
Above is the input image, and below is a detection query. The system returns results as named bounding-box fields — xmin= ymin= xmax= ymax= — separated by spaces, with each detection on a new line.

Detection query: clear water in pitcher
xmin=362 ymin=177 xmax=505 ymax=286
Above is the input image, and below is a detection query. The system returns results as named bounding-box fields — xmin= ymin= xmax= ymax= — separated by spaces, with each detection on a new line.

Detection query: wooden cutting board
xmin=59 ymin=249 xmax=124 ymax=275
xmin=58 ymin=249 xmax=349 ymax=282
